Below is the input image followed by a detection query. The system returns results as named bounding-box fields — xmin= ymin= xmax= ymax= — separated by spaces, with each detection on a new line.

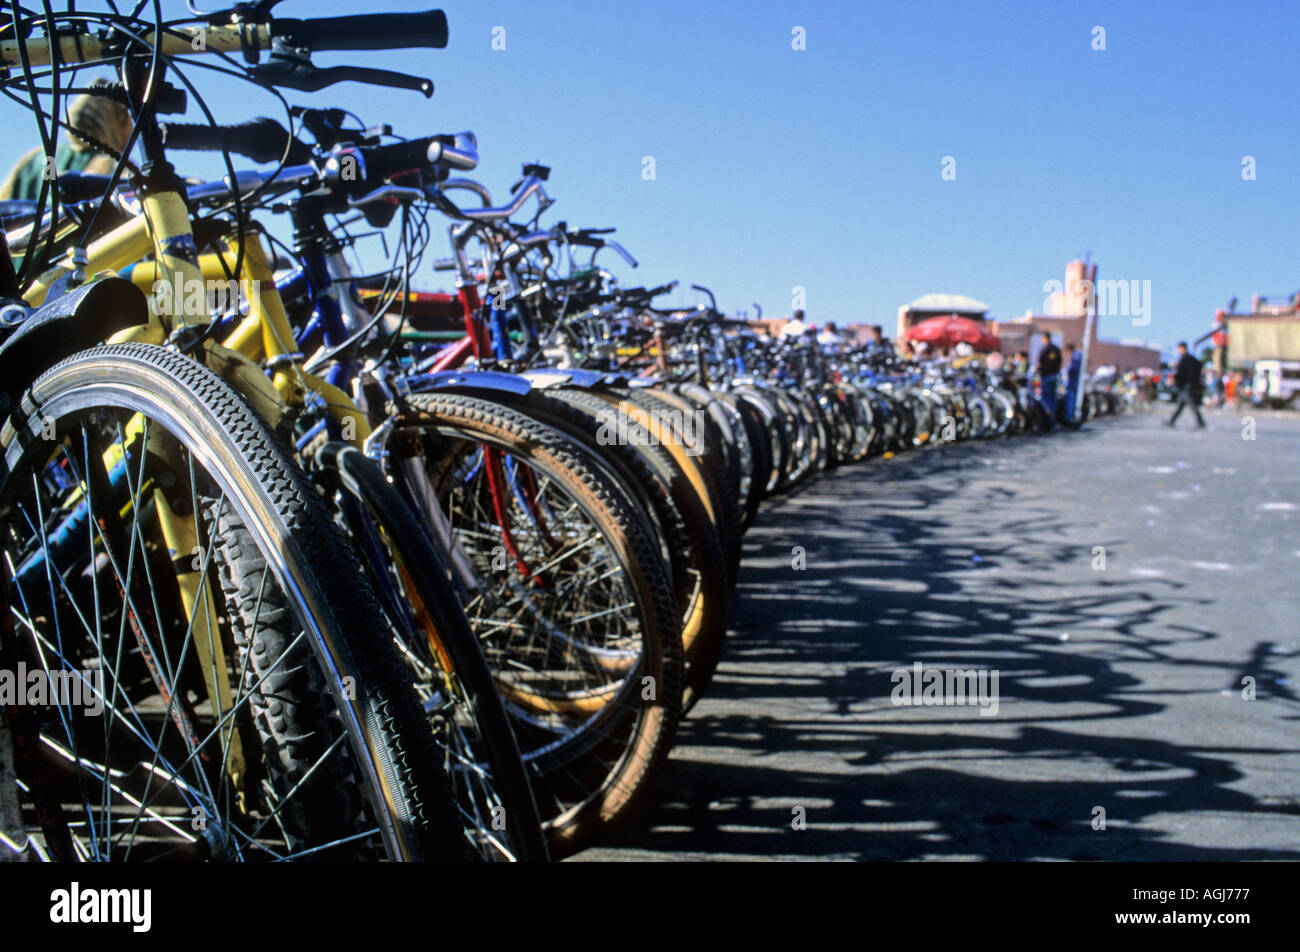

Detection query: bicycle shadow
xmin=580 ymin=423 xmax=1300 ymax=860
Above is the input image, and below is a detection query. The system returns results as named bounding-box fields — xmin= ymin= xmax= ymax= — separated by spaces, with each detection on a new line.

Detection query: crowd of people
xmin=765 ymin=312 xmax=1283 ymax=425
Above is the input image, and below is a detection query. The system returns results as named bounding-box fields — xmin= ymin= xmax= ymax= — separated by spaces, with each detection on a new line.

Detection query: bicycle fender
xmin=0 ymin=277 xmax=149 ymax=403
xmin=520 ymin=367 xmax=628 ymax=390
xmin=404 ymin=368 xmax=533 ymax=397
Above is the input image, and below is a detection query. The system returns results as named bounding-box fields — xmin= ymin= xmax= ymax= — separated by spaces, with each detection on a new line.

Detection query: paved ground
xmin=580 ymin=404 xmax=1300 ymax=860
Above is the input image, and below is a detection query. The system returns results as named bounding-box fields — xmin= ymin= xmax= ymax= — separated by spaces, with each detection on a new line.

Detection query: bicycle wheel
xmin=381 ymin=391 xmax=682 ymax=857
xmin=0 ymin=343 xmax=462 ymax=861
xmin=613 ymin=386 xmax=742 ymax=590
xmin=313 ymin=442 xmax=547 ymax=862
xmin=494 ymin=385 xmax=731 ymax=714
xmin=711 ymin=389 xmax=771 ymax=532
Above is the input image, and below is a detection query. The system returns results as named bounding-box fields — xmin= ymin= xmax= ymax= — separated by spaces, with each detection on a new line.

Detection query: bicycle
xmin=1 ymin=0 xmax=540 ymax=861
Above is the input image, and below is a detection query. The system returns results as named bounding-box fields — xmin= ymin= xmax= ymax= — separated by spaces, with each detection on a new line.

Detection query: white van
xmin=1251 ymin=360 xmax=1300 ymax=408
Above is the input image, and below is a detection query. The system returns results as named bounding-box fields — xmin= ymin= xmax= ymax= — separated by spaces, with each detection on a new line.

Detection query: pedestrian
xmin=1010 ymin=351 xmax=1029 ymax=383
xmin=1166 ymin=341 xmax=1206 ymax=429
xmin=1063 ymin=342 xmax=1083 ymax=422
xmin=1225 ymin=371 xmax=1239 ymax=409
xmin=817 ymin=321 xmax=844 ymax=351
xmin=1005 ymin=350 xmax=1028 ymax=395
xmin=864 ymin=324 xmax=894 ymax=358
xmin=1036 ymin=332 xmax=1062 ymax=422
xmin=780 ymin=309 xmax=807 ymax=338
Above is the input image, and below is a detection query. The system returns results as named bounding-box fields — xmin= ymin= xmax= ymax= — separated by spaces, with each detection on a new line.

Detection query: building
xmin=896 ymin=293 xmax=990 ymax=340
xmin=1202 ymin=292 xmax=1300 ymax=372
xmin=988 ymin=260 xmax=1161 ymax=373
xmin=749 ymin=317 xmax=789 ymax=338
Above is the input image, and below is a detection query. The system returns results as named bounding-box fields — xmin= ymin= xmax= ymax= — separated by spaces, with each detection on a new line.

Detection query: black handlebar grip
xmin=274 ymin=10 xmax=449 ymax=53
xmin=56 ymin=173 xmax=116 ymax=204
xmin=160 ymin=118 xmax=310 ymax=164
xmin=359 ymin=136 xmax=445 ymax=180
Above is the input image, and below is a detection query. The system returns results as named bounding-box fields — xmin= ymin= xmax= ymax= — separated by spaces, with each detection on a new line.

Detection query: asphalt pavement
xmin=579 ymin=403 xmax=1300 ymax=860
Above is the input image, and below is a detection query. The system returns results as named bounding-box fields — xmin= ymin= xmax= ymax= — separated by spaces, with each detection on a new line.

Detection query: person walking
xmin=1036 ymin=332 xmax=1062 ymax=423
xmin=1166 ymin=341 xmax=1206 ymax=428
xmin=1225 ymin=371 xmax=1239 ymax=409
xmin=1063 ymin=342 xmax=1083 ymax=423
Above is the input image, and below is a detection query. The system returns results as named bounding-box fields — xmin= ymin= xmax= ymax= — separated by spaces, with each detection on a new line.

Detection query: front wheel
xmin=313 ymin=442 xmax=547 ymax=861
xmin=0 ymin=344 xmax=463 ymax=861
xmin=382 ymin=392 xmax=683 ymax=857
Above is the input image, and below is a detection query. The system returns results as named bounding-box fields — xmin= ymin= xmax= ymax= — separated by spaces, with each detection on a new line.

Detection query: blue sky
xmin=4 ymin=0 xmax=1298 ymax=350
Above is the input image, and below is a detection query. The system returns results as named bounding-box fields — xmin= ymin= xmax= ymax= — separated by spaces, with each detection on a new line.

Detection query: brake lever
xmin=347 ymin=185 xmax=427 ymax=208
xmin=604 ymin=240 xmax=638 ymax=269
xmin=249 ymin=52 xmax=434 ymax=97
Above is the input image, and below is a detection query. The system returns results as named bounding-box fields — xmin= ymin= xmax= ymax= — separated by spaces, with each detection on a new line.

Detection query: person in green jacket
xmin=0 ymin=80 xmax=133 ymax=201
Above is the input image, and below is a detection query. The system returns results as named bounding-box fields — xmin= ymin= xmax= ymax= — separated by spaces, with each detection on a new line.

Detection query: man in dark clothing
xmin=1167 ymin=341 xmax=1206 ymax=428
xmin=1036 ymin=332 xmax=1063 ymax=421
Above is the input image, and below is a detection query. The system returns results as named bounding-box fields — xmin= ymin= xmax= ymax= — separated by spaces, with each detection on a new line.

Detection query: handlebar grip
xmin=56 ymin=172 xmax=116 ymax=204
xmin=273 ymin=10 xmax=449 ymax=53
xmin=359 ymin=136 xmax=443 ymax=180
xmin=427 ymin=132 xmax=478 ymax=171
xmin=160 ymin=118 xmax=311 ymax=164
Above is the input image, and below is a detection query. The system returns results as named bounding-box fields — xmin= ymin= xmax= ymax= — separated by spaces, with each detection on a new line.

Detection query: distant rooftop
xmin=905 ymin=293 xmax=990 ymax=314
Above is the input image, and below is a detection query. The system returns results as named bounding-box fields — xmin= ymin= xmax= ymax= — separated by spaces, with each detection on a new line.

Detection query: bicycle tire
xmin=0 ymin=343 xmax=463 ymax=861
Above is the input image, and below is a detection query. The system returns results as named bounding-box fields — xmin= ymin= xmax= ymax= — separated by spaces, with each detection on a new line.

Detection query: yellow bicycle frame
xmin=6 ymin=20 xmax=378 ymax=803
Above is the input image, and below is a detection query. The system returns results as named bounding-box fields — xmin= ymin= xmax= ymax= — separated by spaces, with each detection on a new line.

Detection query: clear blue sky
xmin=5 ymin=0 xmax=1298 ymax=350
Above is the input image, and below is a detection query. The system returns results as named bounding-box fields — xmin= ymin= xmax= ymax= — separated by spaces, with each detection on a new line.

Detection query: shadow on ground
xmin=589 ymin=420 xmax=1300 ymax=860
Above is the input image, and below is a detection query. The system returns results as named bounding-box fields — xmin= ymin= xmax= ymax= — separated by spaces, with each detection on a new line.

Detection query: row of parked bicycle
xmin=0 ymin=2 xmax=1129 ymax=862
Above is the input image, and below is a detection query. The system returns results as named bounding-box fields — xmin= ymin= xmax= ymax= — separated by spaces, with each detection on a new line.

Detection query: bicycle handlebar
xmin=175 ymin=132 xmax=469 ymax=210
xmin=452 ymin=174 xmax=550 ymax=222
xmin=271 ymin=10 xmax=449 ymax=53
xmin=1 ymin=10 xmax=449 ymax=93
xmin=602 ymin=240 xmax=638 ymax=269
xmin=427 ymin=133 xmax=479 ymax=172
xmin=160 ymin=117 xmax=312 ymax=164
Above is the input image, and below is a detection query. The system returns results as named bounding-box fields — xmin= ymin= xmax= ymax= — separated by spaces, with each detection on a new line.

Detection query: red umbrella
xmin=905 ymin=314 xmax=1001 ymax=352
